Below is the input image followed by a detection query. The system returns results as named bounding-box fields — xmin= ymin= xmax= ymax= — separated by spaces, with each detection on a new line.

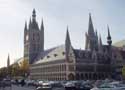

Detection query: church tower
xmin=85 ymin=13 xmax=98 ymax=51
xmin=24 ymin=9 xmax=44 ymax=64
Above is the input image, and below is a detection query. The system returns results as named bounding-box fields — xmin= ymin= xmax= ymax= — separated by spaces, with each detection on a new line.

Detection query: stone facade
xmin=24 ymin=9 xmax=125 ymax=80
xmin=24 ymin=9 xmax=44 ymax=64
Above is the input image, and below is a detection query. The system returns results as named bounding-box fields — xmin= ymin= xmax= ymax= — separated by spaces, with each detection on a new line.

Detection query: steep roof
xmin=113 ymin=40 xmax=125 ymax=48
xmin=34 ymin=45 xmax=66 ymax=64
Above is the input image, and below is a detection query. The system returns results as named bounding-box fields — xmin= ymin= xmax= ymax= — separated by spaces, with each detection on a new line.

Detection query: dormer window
xmin=47 ymin=56 xmax=50 ymax=58
xmin=41 ymin=57 xmax=43 ymax=59
xmin=54 ymin=54 xmax=57 ymax=57
xmin=70 ymin=53 xmax=72 ymax=56
xmin=62 ymin=52 xmax=65 ymax=55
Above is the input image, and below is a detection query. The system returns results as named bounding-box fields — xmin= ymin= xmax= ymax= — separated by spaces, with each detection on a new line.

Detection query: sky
xmin=0 ymin=0 xmax=125 ymax=67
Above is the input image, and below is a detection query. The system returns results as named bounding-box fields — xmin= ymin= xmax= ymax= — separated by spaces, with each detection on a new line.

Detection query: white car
xmin=38 ymin=80 xmax=44 ymax=86
xmin=36 ymin=82 xmax=52 ymax=90
xmin=91 ymin=86 xmax=100 ymax=90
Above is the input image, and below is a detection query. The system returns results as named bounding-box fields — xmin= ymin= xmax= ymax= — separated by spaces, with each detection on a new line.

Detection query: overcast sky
xmin=0 ymin=0 xmax=125 ymax=67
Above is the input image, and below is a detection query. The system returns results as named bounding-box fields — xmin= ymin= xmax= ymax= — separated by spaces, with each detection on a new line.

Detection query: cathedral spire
xmin=107 ymin=25 xmax=112 ymax=46
xmin=88 ymin=13 xmax=95 ymax=36
xmin=29 ymin=17 xmax=31 ymax=29
xmin=65 ymin=26 xmax=72 ymax=60
xmin=65 ymin=26 xmax=72 ymax=57
xmin=65 ymin=26 xmax=71 ymax=46
xmin=107 ymin=25 xmax=111 ymax=39
xmin=41 ymin=18 xmax=44 ymax=30
xmin=40 ymin=18 xmax=44 ymax=51
xmin=7 ymin=54 xmax=10 ymax=67
xmin=24 ymin=21 xmax=27 ymax=31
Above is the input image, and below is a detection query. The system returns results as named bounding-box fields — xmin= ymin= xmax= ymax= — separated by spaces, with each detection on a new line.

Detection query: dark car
xmin=3 ymin=79 xmax=12 ymax=87
xmin=51 ymin=82 xmax=64 ymax=90
xmin=80 ymin=83 xmax=93 ymax=90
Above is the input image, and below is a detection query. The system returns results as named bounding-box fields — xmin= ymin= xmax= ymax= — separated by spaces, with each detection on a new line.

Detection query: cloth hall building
xmin=23 ymin=9 xmax=125 ymax=80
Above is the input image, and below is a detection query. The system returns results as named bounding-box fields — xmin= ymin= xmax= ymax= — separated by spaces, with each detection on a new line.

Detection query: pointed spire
xmin=7 ymin=54 xmax=10 ymax=67
xmin=41 ymin=18 xmax=44 ymax=30
xmin=29 ymin=17 xmax=31 ymax=29
xmin=98 ymin=34 xmax=103 ymax=53
xmin=65 ymin=26 xmax=71 ymax=45
xmin=65 ymin=26 xmax=72 ymax=59
xmin=107 ymin=25 xmax=112 ymax=45
xmin=24 ymin=21 xmax=27 ymax=31
xmin=107 ymin=25 xmax=111 ymax=39
xmin=40 ymin=18 xmax=44 ymax=51
xmin=32 ymin=8 xmax=36 ymax=22
xmin=33 ymin=8 xmax=36 ymax=13
xmin=88 ymin=13 xmax=95 ymax=36
xmin=32 ymin=8 xmax=36 ymax=18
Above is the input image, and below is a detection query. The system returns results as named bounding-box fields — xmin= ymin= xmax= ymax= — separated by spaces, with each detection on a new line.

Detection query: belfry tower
xmin=24 ymin=9 xmax=44 ymax=64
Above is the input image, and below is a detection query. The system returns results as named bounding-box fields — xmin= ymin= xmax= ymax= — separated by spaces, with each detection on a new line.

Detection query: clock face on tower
xmin=26 ymin=34 xmax=29 ymax=41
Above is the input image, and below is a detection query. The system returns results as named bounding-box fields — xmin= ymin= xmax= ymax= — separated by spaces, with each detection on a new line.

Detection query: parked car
xmin=26 ymin=80 xmax=34 ymax=86
xmin=33 ymin=80 xmax=40 ymax=87
xmin=36 ymin=82 xmax=52 ymax=90
xmin=51 ymin=82 xmax=64 ymax=90
xmin=79 ymin=81 xmax=93 ymax=90
xmin=64 ymin=81 xmax=76 ymax=90
xmin=3 ymin=79 xmax=12 ymax=87
xmin=37 ymin=80 xmax=44 ymax=87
